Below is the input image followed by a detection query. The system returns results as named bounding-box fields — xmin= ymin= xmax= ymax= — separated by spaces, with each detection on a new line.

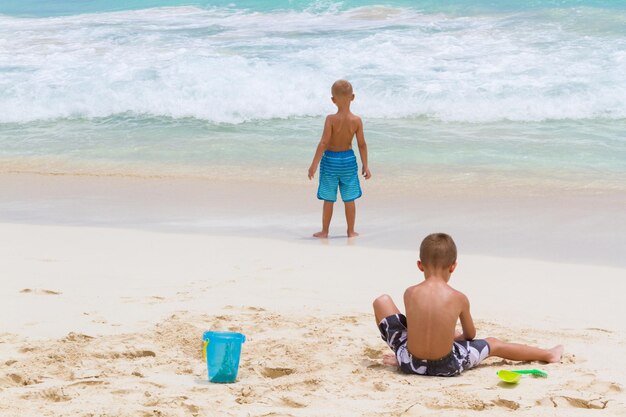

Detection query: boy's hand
xmin=308 ymin=165 xmax=317 ymax=180
xmin=362 ymin=166 xmax=372 ymax=179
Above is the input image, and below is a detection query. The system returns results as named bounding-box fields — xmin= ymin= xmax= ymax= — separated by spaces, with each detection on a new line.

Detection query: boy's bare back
xmin=325 ymin=112 xmax=362 ymax=152
xmin=404 ymin=280 xmax=474 ymax=360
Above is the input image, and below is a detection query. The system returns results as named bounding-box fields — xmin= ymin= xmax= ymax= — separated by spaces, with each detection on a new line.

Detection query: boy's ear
xmin=331 ymin=96 xmax=336 ymax=103
xmin=417 ymin=260 xmax=424 ymax=271
xmin=351 ymin=93 xmax=355 ymax=101
xmin=449 ymin=262 xmax=458 ymax=273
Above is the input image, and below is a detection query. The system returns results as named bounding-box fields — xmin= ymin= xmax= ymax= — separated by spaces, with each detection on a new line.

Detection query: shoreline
xmin=1 ymin=172 xmax=625 ymax=267
xmin=1 ymin=159 xmax=625 ymax=197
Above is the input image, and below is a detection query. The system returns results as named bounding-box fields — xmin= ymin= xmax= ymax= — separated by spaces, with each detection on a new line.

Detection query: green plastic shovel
xmin=497 ymin=369 xmax=548 ymax=383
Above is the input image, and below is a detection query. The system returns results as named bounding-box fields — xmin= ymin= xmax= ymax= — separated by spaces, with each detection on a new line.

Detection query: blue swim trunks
xmin=317 ymin=149 xmax=362 ymax=203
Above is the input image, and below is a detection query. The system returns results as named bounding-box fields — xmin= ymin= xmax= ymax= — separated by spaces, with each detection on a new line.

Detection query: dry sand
xmin=0 ymin=223 xmax=625 ymax=416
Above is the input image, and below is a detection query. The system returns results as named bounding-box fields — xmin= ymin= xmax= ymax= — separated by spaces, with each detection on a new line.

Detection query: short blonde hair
xmin=331 ymin=79 xmax=353 ymax=97
xmin=420 ymin=233 xmax=457 ymax=269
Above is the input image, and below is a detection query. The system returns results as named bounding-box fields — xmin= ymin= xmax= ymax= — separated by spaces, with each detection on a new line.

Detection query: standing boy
xmin=308 ymin=80 xmax=371 ymax=238
xmin=373 ymin=233 xmax=563 ymax=376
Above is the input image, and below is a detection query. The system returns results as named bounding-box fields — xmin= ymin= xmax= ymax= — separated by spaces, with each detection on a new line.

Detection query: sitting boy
xmin=373 ymin=233 xmax=563 ymax=376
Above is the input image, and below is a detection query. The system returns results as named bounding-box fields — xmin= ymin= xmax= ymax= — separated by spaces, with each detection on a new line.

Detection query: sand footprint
xmin=183 ymin=403 xmax=200 ymax=416
xmin=63 ymin=332 xmax=94 ymax=342
xmin=274 ymin=377 xmax=322 ymax=395
xmin=340 ymin=315 xmax=359 ymax=325
xmin=261 ymin=366 xmax=295 ymax=379
xmin=234 ymin=385 xmax=258 ymax=404
xmin=68 ymin=379 xmax=108 ymax=387
xmin=246 ymin=306 xmax=266 ymax=312
xmin=425 ymin=398 xmax=488 ymax=411
xmin=552 ymin=396 xmax=609 ymax=409
xmin=574 ymin=374 xmax=622 ymax=393
xmin=363 ymin=346 xmax=385 ymax=359
xmin=423 ymin=389 xmax=490 ymax=412
xmin=2 ymin=373 xmax=42 ymax=387
xmin=20 ymin=288 xmax=61 ymax=295
xmin=492 ymin=398 xmax=520 ymax=410
xmin=373 ymin=381 xmax=389 ymax=392
xmin=95 ymin=349 xmax=156 ymax=359
xmin=281 ymin=396 xmax=307 ymax=408
xmin=21 ymin=387 xmax=70 ymax=402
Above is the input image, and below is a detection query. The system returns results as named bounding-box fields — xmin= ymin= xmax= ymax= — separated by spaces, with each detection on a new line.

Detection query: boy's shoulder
xmin=326 ymin=112 xmax=362 ymax=121
xmin=349 ymin=113 xmax=362 ymax=123
xmin=405 ymin=281 xmax=467 ymax=299
xmin=447 ymin=285 xmax=470 ymax=307
xmin=442 ymin=282 xmax=468 ymax=298
xmin=403 ymin=282 xmax=424 ymax=297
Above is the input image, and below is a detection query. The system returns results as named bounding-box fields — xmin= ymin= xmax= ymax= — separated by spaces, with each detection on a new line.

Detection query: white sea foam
xmin=0 ymin=6 xmax=625 ymax=123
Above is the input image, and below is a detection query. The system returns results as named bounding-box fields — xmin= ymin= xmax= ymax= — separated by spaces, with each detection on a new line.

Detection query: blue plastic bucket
xmin=202 ymin=331 xmax=246 ymax=383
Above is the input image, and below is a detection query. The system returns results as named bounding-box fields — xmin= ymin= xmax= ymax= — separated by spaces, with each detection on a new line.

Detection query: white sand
xmin=0 ymin=223 xmax=624 ymax=416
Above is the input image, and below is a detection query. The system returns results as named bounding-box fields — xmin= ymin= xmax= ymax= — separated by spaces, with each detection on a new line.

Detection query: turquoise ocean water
xmin=1 ymin=0 xmax=625 ymax=191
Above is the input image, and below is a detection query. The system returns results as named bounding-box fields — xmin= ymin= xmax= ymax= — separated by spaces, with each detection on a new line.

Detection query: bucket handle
xmin=202 ymin=339 xmax=209 ymax=360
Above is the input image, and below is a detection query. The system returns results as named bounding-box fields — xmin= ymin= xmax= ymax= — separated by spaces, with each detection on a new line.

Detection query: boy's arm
xmin=308 ymin=116 xmax=332 ymax=180
xmin=457 ymin=294 xmax=476 ymax=341
xmin=355 ymin=117 xmax=371 ymax=179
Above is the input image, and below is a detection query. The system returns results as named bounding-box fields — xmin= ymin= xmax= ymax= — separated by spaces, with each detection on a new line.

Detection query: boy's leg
xmin=313 ymin=201 xmax=334 ymax=238
xmin=373 ymin=294 xmax=403 ymax=367
xmin=373 ymin=294 xmax=401 ymax=326
xmin=485 ymin=337 xmax=563 ymax=363
xmin=344 ymin=201 xmax=358 ymax=237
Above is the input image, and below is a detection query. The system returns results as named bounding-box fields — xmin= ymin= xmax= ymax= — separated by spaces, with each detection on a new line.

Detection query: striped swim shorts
xmin=317 ymin=149 xmax=362 ymax=203
xmin=378 ymin=314 xmax=490 ymax=377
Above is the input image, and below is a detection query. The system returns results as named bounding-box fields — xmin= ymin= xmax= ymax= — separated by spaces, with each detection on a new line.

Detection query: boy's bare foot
xmin=313 ymin=231 xmax=329 ymax=238
xmin=546 ymin=345 xmax=564 ymax=363
xmin=382 ymin=353 xmax=398 ymax=367
xmin=347 ymin=231 xmax=359 ymax=237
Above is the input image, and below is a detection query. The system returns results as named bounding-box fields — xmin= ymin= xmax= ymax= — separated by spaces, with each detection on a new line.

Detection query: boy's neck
xmin=335 ymin=104 xmax=351 ymax=113
xmin=418 ymin=261 xmax=456 ymax=283
xmin=423 ymin=270 xmax=452 ymax=283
